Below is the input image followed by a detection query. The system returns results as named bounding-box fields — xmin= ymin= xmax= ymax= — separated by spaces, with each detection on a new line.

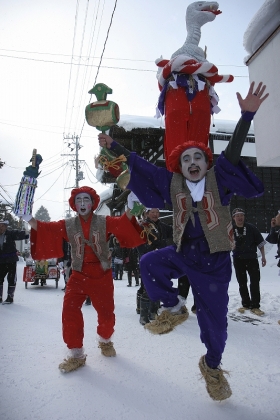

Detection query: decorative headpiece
xmin=69 ymin=186 xmax=100 ymax=212
xmin=168 ymin=141 xmax=213 ymax=173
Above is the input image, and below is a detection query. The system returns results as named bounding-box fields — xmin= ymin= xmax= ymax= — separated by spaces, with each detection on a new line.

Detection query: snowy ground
xmin=1 ymin=248 xmax=280 ymax=420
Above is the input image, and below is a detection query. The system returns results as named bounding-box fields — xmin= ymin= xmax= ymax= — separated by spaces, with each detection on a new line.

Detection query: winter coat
xmin=63 ymin=240 xmax=71 ymax=261
xmin=108 ymin=234 xmax=115 ymax=251
xmin=137 ymin=218 xmax=173 ymax=257
xmin=112 ymin=238 xmax=125 ymax=262
xmin=266 ymin=226 xmax=280 ymax=260
xmin=232 ymin=222 xmax=265 ymax=260
xmin=123 ymin=247 xmax=139 ymax=271
xmin=0 ymin=229 xmax=29 ymax=264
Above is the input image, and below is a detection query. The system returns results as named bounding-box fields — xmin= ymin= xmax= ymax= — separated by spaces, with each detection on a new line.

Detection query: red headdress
xmin=69 ymin=186 xmax=100 ymax=212
xmin=168 ymin=141 xmax=213 ymax=173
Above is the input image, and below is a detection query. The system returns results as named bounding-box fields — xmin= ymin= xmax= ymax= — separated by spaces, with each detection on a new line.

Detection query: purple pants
xmin=139 ymin=243 xmax=231 ymax=368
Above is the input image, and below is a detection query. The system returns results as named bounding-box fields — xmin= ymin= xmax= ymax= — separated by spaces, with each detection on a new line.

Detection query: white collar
xmin=185 ymin=178 xmax=205 ymax=202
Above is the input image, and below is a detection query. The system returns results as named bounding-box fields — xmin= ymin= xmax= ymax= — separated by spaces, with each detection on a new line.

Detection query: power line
xmin=92 ymin=0 xmax=118 ymax=86
xmin=0 ymin=185 xmax=14 ymax=203
xmin=0 ymin=48 xmax=247 ymax=67
xmin=73 ymin=0 xmax=105 ymax=133
xmin=63 ymin=0 xmax=80 ymax=134
xmin=79 ymin=0 xmax=118 ymax=140
xmin=0 ymin=54 xmax=249 ymax=75
xmin=39 ymin=162 xmax=68 ymax=179
xmin=67 ymin=0 xmax=92 ymax=132
xmin=84 ymin=161 xmax=99 ymax=184
xmin=0 ymin=120 xmax=64 ymax=134
xmin=35 ymin=164 xmax=68 ymax=202
xmin=0 ymin=48 xmax=154 ymax=62
xmin=0 ymin=53 xmax=156 ymax=72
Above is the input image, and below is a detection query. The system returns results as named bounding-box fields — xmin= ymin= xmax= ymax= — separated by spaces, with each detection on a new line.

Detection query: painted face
xmin=74 ymin=193 xmax=93 ymax=217
xmin=180 ymin=148 xmax=208 ymax=182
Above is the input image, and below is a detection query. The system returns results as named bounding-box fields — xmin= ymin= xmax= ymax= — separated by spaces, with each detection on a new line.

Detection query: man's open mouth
xmin=189 ymin=167 xmax=200 ymax=176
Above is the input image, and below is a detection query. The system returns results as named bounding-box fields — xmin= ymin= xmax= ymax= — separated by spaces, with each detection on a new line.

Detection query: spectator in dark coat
xmin=136 ymin=208 xmax=174 ymax=324
xmin=232 ymin=208 xmax=266 ymax=316
xmin=135 ymin=208 xmax=195 ymax=320
xmin=137 ymin=208 xmax=173 ymax=256
xmin=123 ymin=247 xmax=139 ymax=287
xmin=112 ymin=237 xmax=124 ymax=280
xmin=266 ymin=212 xmax=280 ymax=324
xmin=0 ymin=219 xmax=29 ymax=304
xmin=266 ymin=212 xmax=280 ymax=264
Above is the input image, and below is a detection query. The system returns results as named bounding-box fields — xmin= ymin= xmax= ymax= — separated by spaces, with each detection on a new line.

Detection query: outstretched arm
xmin=98 ymin=133 xmax=131 ymax=161
xmin=99 ymin=132 xmax=173 ymax=209
xmin=22 ymin=215 xmax=38 ymax=230
xmin=224 ymin=82 xmax=269 ymax=165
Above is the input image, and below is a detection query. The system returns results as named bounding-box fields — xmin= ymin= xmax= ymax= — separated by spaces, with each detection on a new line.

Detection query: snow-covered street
xmin=1 ymin=251 xmax=280 ymax=420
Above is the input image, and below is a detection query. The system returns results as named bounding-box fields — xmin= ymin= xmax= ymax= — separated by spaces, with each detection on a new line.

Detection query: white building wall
xmin=95 ymin=203 xmax=111 ymax=216
xmin=246 ymin=29 xmax=280 ymax=167
xmin=95 ymin=187 xmax=113 ymax=216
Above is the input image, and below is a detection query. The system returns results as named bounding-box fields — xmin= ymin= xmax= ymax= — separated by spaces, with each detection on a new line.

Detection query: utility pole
xmin=62 ymin=134 xmax=85 ymax=188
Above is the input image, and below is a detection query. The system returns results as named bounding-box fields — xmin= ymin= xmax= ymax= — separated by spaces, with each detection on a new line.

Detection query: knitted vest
xmin=65 ymin=215 xmax=111 ymax=272
xmin=170 ymin=168 xmax=234 ymax=253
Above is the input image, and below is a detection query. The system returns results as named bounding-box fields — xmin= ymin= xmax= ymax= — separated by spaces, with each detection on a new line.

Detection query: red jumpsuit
xmin=164 ymin=86 xmax=211 ymax=171
xmin=31 ymin=213 xmax=145 ymax=349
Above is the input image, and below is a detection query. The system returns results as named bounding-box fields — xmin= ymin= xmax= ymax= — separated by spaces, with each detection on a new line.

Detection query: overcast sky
xmin=0 ymin=0 xmax=265 ymax=220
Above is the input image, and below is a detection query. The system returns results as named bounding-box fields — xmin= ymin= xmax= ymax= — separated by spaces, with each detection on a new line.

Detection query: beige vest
xmin=170 ymin=169 xmax=234 ymax=253
xmin=65 ymin=215 xmax=111 ymax=272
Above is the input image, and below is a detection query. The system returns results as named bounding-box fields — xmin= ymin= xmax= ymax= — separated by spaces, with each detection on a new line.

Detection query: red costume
xmin=164 ymin=85 xmax=211 ymax=169
xmin=155 ymin=56 xmax=234 ymax=171
xmin=31 ymin=187 xmax=145 ymax=350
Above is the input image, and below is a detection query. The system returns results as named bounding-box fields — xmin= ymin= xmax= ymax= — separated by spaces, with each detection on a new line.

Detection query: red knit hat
xmin=69 ymin=186 xmax=100 ymax=212
xmin=168 ymin=141 xmax=213 ymax=173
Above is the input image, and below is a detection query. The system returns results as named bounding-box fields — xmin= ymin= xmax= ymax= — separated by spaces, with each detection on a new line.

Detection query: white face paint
xmin=75 ymin=193 xmax=93 ymax=217
xmin=180 ymin=147 xmax=208 ymax=182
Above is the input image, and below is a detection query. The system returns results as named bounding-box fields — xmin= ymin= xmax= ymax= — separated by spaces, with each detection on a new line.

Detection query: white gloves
xmin=21 ymin=214 xmax=33 ymax=222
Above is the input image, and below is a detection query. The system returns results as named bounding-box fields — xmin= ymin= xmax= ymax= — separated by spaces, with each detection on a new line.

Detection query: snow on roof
xmin=243 ymin=0 xmax=280 ymax=59
xmin=118 ymin=114 xmax=165 ymax=131
xmin=210 ymin=119 xmax=254 ymax=135
xmin=99 ymin=187 xmax=114 ymax=202
xmin=118 ymin=114 xmax=255 ymax=135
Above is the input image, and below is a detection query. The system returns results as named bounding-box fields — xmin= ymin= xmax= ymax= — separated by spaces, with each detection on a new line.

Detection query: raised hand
xmin=98 ymin=133 xmax=113 ymax=149
xmin=236 ymin=81 xmax=269 ymax=113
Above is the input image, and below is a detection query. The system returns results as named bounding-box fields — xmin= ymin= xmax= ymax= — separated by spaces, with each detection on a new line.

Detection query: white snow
xmin=118 ymin=114 xmax=255 ymax=135
xmin=1 ymin=247 xmax=280 ymax=420
xmin=118 ymin=114 xmax=165 ymax=131
xmin=243 ymin=0 xmax=280 ymax=57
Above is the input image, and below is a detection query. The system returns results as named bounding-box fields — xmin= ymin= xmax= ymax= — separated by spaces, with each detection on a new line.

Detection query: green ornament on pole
xmin=85 ymin=83 xmax=120 ymax=133
xmin=85 ymin=83 xmax=130 ymax=190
